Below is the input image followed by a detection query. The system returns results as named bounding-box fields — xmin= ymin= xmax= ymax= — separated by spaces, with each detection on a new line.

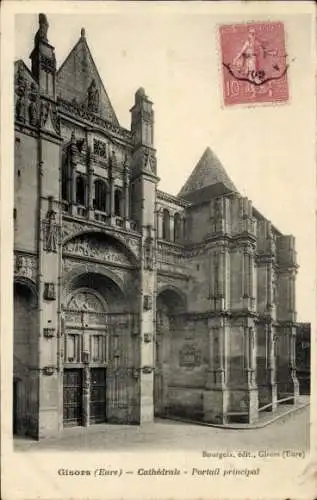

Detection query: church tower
xmin=130 ymin=88 xmax=158 ymax=422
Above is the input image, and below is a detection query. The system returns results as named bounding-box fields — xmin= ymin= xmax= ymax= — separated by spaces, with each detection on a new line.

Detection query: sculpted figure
xmin=28 ymin=83 xmax=39 ymax=126
xmin=15 ymin=65 xmax=27 ymax=122
xmin=87 ymin=79 xmax=99 ymax=113
xmin=44 ymin=206 xmax=58 ymax=252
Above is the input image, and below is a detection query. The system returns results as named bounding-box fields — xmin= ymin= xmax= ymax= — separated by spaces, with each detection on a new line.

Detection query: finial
xmin=136 ymin=87 xmax=146 ymax=97
xmin=37 ymin=13 xmax=49 ymax=42
xmin=81 ymin=28 xmax=86 ymax=38
xmin=70 ymin=130 xmax=76 ymax=144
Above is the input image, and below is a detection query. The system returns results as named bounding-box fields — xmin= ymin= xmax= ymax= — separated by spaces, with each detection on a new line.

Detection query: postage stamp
xmin=219 ymin=21 xmax=289 ymax=106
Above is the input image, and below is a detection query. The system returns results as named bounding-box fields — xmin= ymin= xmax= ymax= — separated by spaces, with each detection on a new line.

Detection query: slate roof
xmin=178 ymin=147 xmax=238 ymax=199
xmin=56 ymin=29 xmax=119 ymax=125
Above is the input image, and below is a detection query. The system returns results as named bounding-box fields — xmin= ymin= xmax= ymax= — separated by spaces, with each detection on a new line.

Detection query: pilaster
xmin=203 ymin=317 xmax=229 ymax=424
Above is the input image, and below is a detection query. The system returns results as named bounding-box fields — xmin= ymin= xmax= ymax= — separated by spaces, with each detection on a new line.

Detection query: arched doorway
xmin=13 ymin=279 xmax=38 ymax=436
xmin=155 ymin=288 xmax=186 ymax=417
xmin=62 ymin=271 xmax=138 ymax=427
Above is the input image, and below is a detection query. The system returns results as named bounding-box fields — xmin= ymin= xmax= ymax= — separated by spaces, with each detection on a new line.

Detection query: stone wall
xmin=166 ymin=318 xmax=209 ymax=419
xmin=14 ymin=282 xmax=39 ymax=437
xmin=14 ymin=132 xmax=38 ymax=252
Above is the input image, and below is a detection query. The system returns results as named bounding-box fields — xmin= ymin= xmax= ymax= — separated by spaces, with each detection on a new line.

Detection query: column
xmin=216 ymin=249 xmax=225 ymax=310
xmin=267 ymin=323 xmax=277 ymax=410
xmin=245 ymin=322 xmax=259 ymax=422
xmin=289 ymin=326 xmax=300 ymax=402
xmin=124 ymin=174 xmax=130 ymax=230
xmin=140 ymin=224 xmax=155 ymax=423
xmin=110 ymin=181 xmax=115 ymax=217
xmin=250 ymin=252 xmax=255 ymax=310
xmin=170 ymin=214 xmax=175 ymax=242
xmin=70 ymin=167 xmax=77 ymax=216
xmin=81 ymin=313 xmax=90 ymax=427
xmin=157 ymin=209 xmax=163 ymax=239
xmin=124 ymin=179 xmax=129 ymax=220
xmin=88 ymin=167 xmax=94 ymax=219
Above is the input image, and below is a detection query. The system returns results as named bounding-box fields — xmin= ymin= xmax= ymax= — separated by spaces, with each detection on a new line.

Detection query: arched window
xmin=61 ymin=163 xmax=69 ymax=202
xmin=94 ymin=179 xmax=107 ymax=213
xmin=114 ymin=188 xmax=123 ymax=217
xmin=162 ymin=209 xmax=170 ymax=241
xmin=76 ymin=175 xmax=86 ymax=206
xmin=174 ymin=212 xmax=182 ymax=242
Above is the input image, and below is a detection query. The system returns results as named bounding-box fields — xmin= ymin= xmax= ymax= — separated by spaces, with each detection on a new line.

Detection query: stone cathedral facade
xmin=14 ymin=14 xmax=302 ymax=439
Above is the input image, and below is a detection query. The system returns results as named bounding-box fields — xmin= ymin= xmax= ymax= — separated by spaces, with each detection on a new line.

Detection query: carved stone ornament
xmin=179 ymin=343 xmax=202 ymax=368
xmin=58 ymin=97 xmax=130 ymax=140
xmin=94 ymin=139 xmax=107 ymax=158
xmin=43 ymin=327 xmax=55 ymax=338
xmin=143 ymin=294 xmax=152 ymax=311
xmin=40 ymin=100 xmax=50 ymax=127
xmin=144 ymin=236 xmax=154 ymax=270
xmin=43 ymin=366 xmax=56 ymax=376
xmin=82 ymin=351 xmax=90 ymax=364
xmin=14 ymin=253 xmax=36 ymax=281
xmin=15 ymin=65 xmax=27 ymax=122
xmin=63 ymin=235 xmax=131 ymax=266
xmin=142 ymin=366 xmax=154 ymax=374
xmin=143 ymin=333 xmax=152 ymax=343
xmin=51 ymin=104 xmax=61 ymax=134
xmin=40 ymin=53 xmax=56 ymax=73
xmin=43 ymin=282 xmax=56 ymax=300
xmin=61 ymin=221 xmax=141 ymax=260
xmin=28 ymin=83 xmax=40 ymax=126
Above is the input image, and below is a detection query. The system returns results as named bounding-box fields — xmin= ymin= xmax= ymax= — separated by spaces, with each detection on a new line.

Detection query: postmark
xmin=219 ymin=21 xmax=289 ymax=106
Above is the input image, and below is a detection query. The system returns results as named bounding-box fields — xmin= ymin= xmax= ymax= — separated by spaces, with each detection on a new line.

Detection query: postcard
xmin=1 ymin=1 xmax=316 ymax=499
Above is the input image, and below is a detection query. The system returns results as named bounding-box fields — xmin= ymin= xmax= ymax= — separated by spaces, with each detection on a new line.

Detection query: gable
xmin=57 ymin=31 xmax=119 ymax=125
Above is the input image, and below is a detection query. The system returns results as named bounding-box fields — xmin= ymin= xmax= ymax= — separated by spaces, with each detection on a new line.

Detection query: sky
xmin=13 ymin=5 xmax=315 ymax=322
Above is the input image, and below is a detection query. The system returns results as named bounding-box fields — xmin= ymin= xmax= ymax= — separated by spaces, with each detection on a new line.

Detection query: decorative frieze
xmin=63 ymin=235 xmax=132 ymax=266
xmin=61 ymin=220 xmax=141 ymax=260
xmin=57 ymin=97 xmax=131 ymax=141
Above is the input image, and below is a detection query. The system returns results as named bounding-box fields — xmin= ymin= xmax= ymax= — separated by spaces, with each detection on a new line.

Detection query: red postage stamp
xmin=219 ymin=21 xmax=289 ymax=106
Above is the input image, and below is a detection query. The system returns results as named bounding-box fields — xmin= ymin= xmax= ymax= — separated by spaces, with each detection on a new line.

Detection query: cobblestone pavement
xmin=14 ymin=406 xmax=310 ymax=452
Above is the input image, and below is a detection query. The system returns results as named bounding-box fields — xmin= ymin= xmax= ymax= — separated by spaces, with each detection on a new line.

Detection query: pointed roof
xmin=178 ymin=147 xmax=238 ymax=200
xmin=57 ymin=28 xmax=119 ymax=125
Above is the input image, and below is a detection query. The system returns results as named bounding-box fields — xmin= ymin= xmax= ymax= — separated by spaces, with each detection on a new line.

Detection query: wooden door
xmin=63 ymin=369 xmax=83 ymax=426
xmin=90 ymin=368 xmax=106 ymax=424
